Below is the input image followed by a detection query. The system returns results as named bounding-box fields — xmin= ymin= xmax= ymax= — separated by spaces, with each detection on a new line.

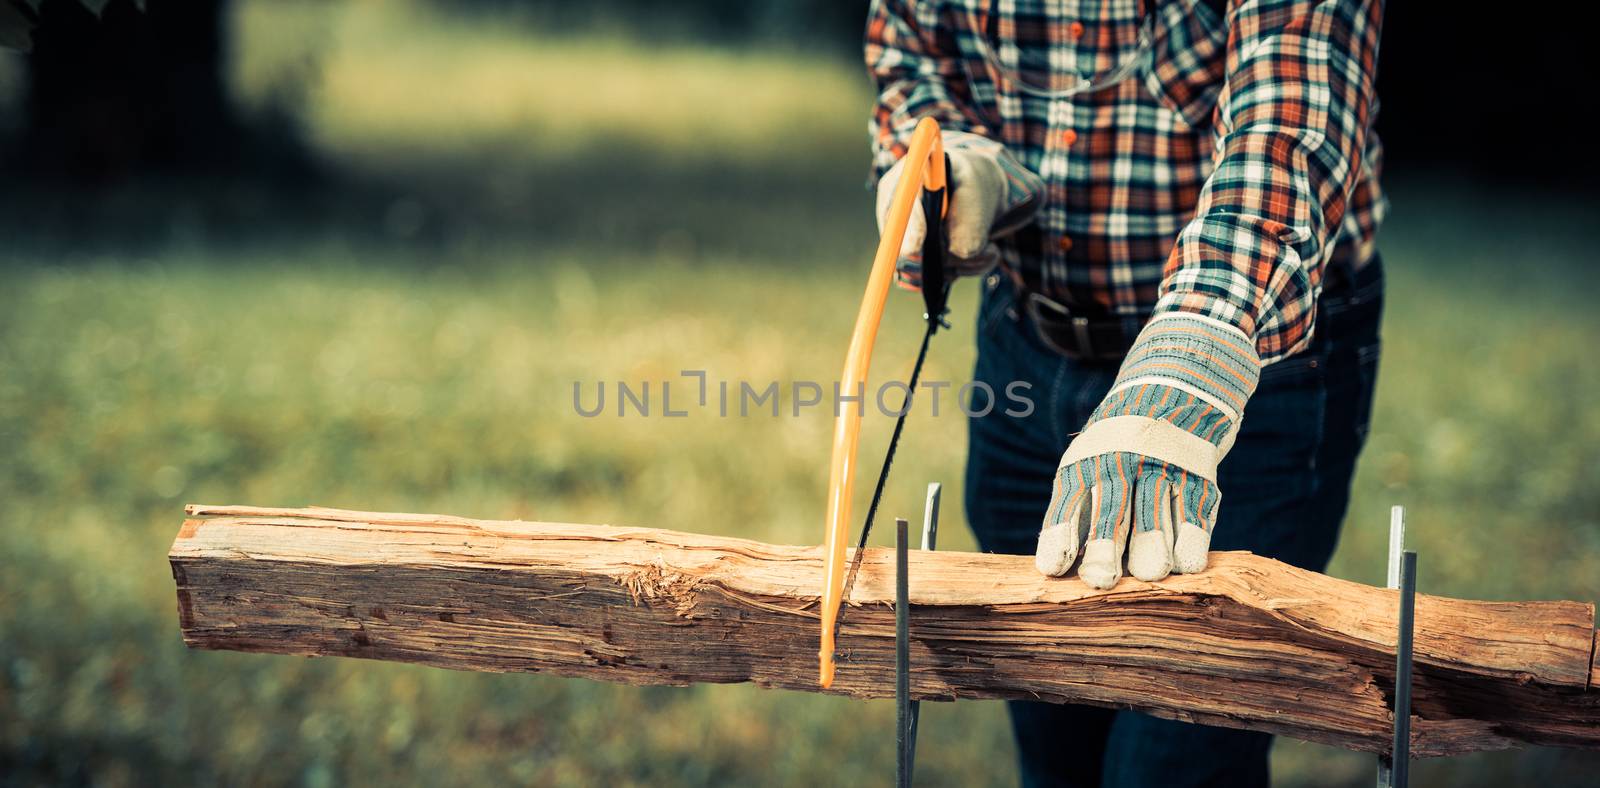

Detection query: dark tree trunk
xmin=20 ymin=0 xmax=235 ymax=183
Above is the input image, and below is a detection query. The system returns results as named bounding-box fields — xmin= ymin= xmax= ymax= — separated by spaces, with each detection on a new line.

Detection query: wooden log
xmin=169 ymin=504 xmax=1600 ymax=757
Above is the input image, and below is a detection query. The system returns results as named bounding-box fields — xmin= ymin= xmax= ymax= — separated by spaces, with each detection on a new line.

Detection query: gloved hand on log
xmin=1035 ymin=313 xmax=1262 ymax=588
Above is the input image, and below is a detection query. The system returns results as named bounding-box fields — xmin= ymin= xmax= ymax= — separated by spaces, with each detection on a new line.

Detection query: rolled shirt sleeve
xmin=1154 ymin=0 xmax=1385 ymax=363
xmin=865 ymin=0 xmax=1043 ymax=231
xmin=865 ymin=0 xmax=993 ymax=176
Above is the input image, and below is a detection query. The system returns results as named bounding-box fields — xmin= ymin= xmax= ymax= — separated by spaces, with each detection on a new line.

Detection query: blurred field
xmin=3 ymin=1 xmax=1599 ymax=785
xmin=231 ymin=0 xmax=865 ymax=168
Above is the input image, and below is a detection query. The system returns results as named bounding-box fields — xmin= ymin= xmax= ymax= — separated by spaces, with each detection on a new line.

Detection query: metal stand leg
xmin=896 ymin=484 xmax=941 ymax=788
xmin=1377 ymin=506 xmax=1415 ymax=788
xmin=1386 ymin=505 xmax=1406 ymax=589
xmin=1393 ymin=551 xmax=1417 ymax=787
xmin=895 ymin=517 xmax=911 ymax=788
xmin=920 ymin=482 xmax=941 ymax=552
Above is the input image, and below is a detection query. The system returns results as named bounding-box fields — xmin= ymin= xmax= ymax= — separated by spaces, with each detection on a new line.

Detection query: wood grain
xmin=170 ymin=504 xmax=1600 ymax=757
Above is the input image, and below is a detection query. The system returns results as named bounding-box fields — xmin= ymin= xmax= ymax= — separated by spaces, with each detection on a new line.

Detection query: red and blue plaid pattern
xmin=866 ymin=0 xmax=1385 ymax=363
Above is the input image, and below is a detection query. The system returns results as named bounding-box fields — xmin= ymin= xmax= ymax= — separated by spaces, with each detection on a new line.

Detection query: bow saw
xmin=819 ymin=117 xmax=952 ymax=688
xmin=812 ymin=119 xmax=1424 ymax=788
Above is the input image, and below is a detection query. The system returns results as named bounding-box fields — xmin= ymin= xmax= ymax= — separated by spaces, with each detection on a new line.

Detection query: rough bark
xmin=170 ymin=505 xmax=1600 ymax=757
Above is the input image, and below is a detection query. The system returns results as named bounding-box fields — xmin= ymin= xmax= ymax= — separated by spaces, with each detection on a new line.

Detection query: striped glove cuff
xmin=1070 ymin=312 xmax=1262 ymax=473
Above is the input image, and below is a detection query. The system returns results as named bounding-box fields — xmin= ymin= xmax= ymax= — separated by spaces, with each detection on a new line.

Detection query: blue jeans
xmin=964 ymin=261 xmax=1384 ymax=788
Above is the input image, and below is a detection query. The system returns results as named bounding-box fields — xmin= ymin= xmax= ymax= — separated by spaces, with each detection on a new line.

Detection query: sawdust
xmin=620 ymin=559 xmax=703 ymax=617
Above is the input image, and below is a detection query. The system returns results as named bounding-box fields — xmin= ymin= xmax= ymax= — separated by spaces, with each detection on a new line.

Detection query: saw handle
xmin=819 ymin=118 xmax=948 ymax=688
xmin=919 ymin=153 xmax=953 ymax=332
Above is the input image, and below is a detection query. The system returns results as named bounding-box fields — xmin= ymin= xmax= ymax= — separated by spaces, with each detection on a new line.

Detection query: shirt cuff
xmin=1157 ymin=212 xmax=1315 ymax=364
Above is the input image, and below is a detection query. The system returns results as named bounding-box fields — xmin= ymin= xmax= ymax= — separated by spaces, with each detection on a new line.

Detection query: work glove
xmin=875 ymin=131 xmax=1043 ymax=291
xmin=1035 ymin=313 xmax=1263 ymax=588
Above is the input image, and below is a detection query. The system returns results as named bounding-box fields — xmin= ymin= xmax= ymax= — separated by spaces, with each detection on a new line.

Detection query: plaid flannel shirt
xmin=866 ymin=0 xmax=1385 ymax=363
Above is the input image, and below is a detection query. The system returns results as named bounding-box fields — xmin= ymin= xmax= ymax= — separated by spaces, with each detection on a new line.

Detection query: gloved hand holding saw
xmin=875 ymin=131 xmax=1043 ymax=291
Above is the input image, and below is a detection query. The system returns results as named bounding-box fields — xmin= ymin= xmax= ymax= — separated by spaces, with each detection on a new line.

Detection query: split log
xmin=169 ymin=505 xmax=1600 ymax=757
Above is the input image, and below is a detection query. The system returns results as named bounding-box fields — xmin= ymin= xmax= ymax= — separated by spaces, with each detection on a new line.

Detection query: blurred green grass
xmin=231 ymin=0 xmax=866 ymax=169
xmin=3 ymin=1 xmax=1599 ymax=785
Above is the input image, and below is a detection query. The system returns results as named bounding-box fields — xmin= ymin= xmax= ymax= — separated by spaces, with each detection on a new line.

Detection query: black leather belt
xmin=1003 ymin=257 xmax=1375 ymax=364
xmin=1015 ymin=284 xmax=1143 ymax=364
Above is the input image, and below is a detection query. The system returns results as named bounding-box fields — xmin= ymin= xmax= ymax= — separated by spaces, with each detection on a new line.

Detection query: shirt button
xmin=1068 ymin=22 xmax=1085 ymax=40
xmin=1057 ymin=236 xmax=1074 ymax=253
xmin=1060 ymin=129 xmax=1078 ymax=146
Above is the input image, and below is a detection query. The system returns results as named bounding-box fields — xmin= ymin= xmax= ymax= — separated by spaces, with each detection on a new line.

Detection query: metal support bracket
xmin=1378 ymin=505 xmax=1416 ymax=788
xmin=896 ymin=483 xmax=941 ymax=788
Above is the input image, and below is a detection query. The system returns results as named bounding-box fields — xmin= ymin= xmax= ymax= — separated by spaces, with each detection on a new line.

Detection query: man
xmin=867 ymin=0 xmax=1385 ymax=785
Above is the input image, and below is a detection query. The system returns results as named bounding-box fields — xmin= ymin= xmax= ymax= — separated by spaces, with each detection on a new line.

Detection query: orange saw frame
xmin=819 ymin=117 xmax=947 ymax=688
